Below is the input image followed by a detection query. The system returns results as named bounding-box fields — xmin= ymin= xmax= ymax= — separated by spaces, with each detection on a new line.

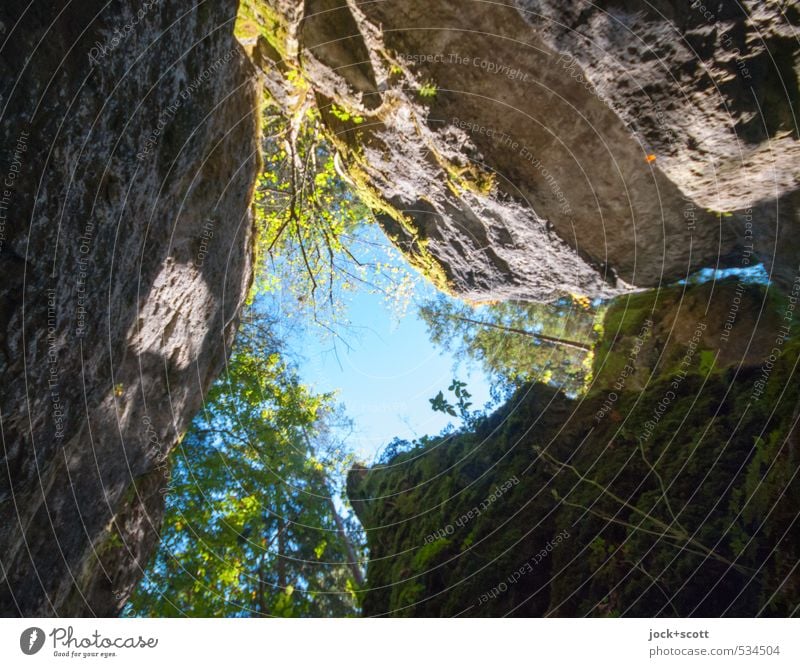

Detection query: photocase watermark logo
xmin=20 ymin=627 xmax=45 ymax=655
xmin=14 ymin=626 xmax=160 ymax=659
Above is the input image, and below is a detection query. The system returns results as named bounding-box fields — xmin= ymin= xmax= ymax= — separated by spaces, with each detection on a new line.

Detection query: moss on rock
xmin=348 ymin=282 xmax=800 ymax=616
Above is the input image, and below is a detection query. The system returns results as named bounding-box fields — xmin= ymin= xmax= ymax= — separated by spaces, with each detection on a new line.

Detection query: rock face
xmin=0 ymin=0 xmax=796 ymax=619
xmin=515 ymin=0 xmax=800 ymax=290
xmin=254 ymin=0 xmax=798 ymax=300
xmin=0 ymin=0 xmax=258 ymax=615
xmin=349 ymin=281 xmax=800 ymax=616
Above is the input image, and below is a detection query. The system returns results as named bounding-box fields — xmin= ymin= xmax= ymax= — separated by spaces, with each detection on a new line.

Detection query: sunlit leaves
xmin=127 ymin=315 xmax=365 ymax=618
xmin=252 ymin=105 xmax=414 ymax=337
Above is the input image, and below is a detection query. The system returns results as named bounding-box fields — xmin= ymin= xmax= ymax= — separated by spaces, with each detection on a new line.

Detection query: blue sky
xmin=271 ymin=224 xmax=769 ymax=464
xmin=295 ymin=287 xmax=492 ymax=462
xmin=277 ymin=226 xmax=493 ymax=463
xmin=679 ymin=264 xmax=769 ymax=285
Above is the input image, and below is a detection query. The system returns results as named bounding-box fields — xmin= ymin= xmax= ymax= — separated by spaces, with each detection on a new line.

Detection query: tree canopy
xmin=127 ymin=103 xmax=376 ymax=617
xmin=253 ymin=103 xmax=413 ymax=335
xmin=127 ymin=312 xmax=365 ymax=617
xmin=420 ymin=294 xmax=603 ymax=398
xmin=128 ymin=97 xmax=604 ymax=618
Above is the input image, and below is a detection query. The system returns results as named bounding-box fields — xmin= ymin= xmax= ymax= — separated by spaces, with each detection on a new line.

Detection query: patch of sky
xmin=679 ymin=263 xmax=769 ymax=286
xmin=266 ymin=223 xmax=494 ymax=463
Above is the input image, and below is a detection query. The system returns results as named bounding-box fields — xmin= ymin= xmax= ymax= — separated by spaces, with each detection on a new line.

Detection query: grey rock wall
xmin=258 ymin=0 xmax=797 ymax=299
xmin=0 ymin=0 xmax=258 ymax=615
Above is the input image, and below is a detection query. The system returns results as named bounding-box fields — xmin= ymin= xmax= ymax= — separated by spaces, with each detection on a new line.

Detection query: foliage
xmin=419 ymin=294 xmax=602 ymax=398
xmin=234 ymin=0 xmax=292 ymax=60
xmin=429 ymin=380 xmax=471 ymax=418
xmin=128 ymin=312 xmax=365 ymax=617
xmin=253 ymin=104 xmax=414 ymax=337
xmin=329 ymin=104 xmax=364 ymax=125
xmin=418 ymin=81 xmax=438 ymax=98
xmin=130 ymin=90 xmax=425 ymax=618
xmin=428 ymin=379 xmax=487 ymax=431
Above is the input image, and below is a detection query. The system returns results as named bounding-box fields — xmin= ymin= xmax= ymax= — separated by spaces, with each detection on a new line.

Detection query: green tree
xmin=253 ymin=104 xmax=412 ymax=335
xmin=420 ymin=295 xmax=602 ymax=397
xmin=127 ymin=313 xmax=365 ymax=617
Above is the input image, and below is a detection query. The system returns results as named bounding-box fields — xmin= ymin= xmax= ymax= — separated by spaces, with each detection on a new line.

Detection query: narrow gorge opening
xmin=124 ymin=91 xmax=791 ymax=616
xmin=123 ymin=0 xmax=799 ymax=618
xmin=124 ymin=100 xmax=613 ymax=616
xmin=3 ymin=0 xmax=797 ymax=626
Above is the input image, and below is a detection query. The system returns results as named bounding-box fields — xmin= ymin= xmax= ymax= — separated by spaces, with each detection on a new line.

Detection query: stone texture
xmin=255 ymin=0 xmax=797 ymax=299
xmin=1 ymin=0 xmax=797 ymax=618
xmin=515 ymin=0 xmax=800 ymax=289
xmin=0 ymin=0 xmax=258 ymax=615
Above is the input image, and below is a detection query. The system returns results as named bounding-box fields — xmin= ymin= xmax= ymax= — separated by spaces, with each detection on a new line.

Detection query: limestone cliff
xmin=516 ymin=0 xmax=800 ymax=290
xmin=247 ymin=0 xmax=797 ymax=299
xmin=0 ymin=0 xmax=258 ymax=615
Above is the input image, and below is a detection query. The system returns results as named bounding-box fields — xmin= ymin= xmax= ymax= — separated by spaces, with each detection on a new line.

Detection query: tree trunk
xmin=447 ymin=313 xmax=593 ymax=352
xmin=301 ymin=429 xmax=365 ymax=587
xmin=277 ymin=515 xmax=287 ymax=590
xmin=325 ymin=493 xmax=365 ymax=587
